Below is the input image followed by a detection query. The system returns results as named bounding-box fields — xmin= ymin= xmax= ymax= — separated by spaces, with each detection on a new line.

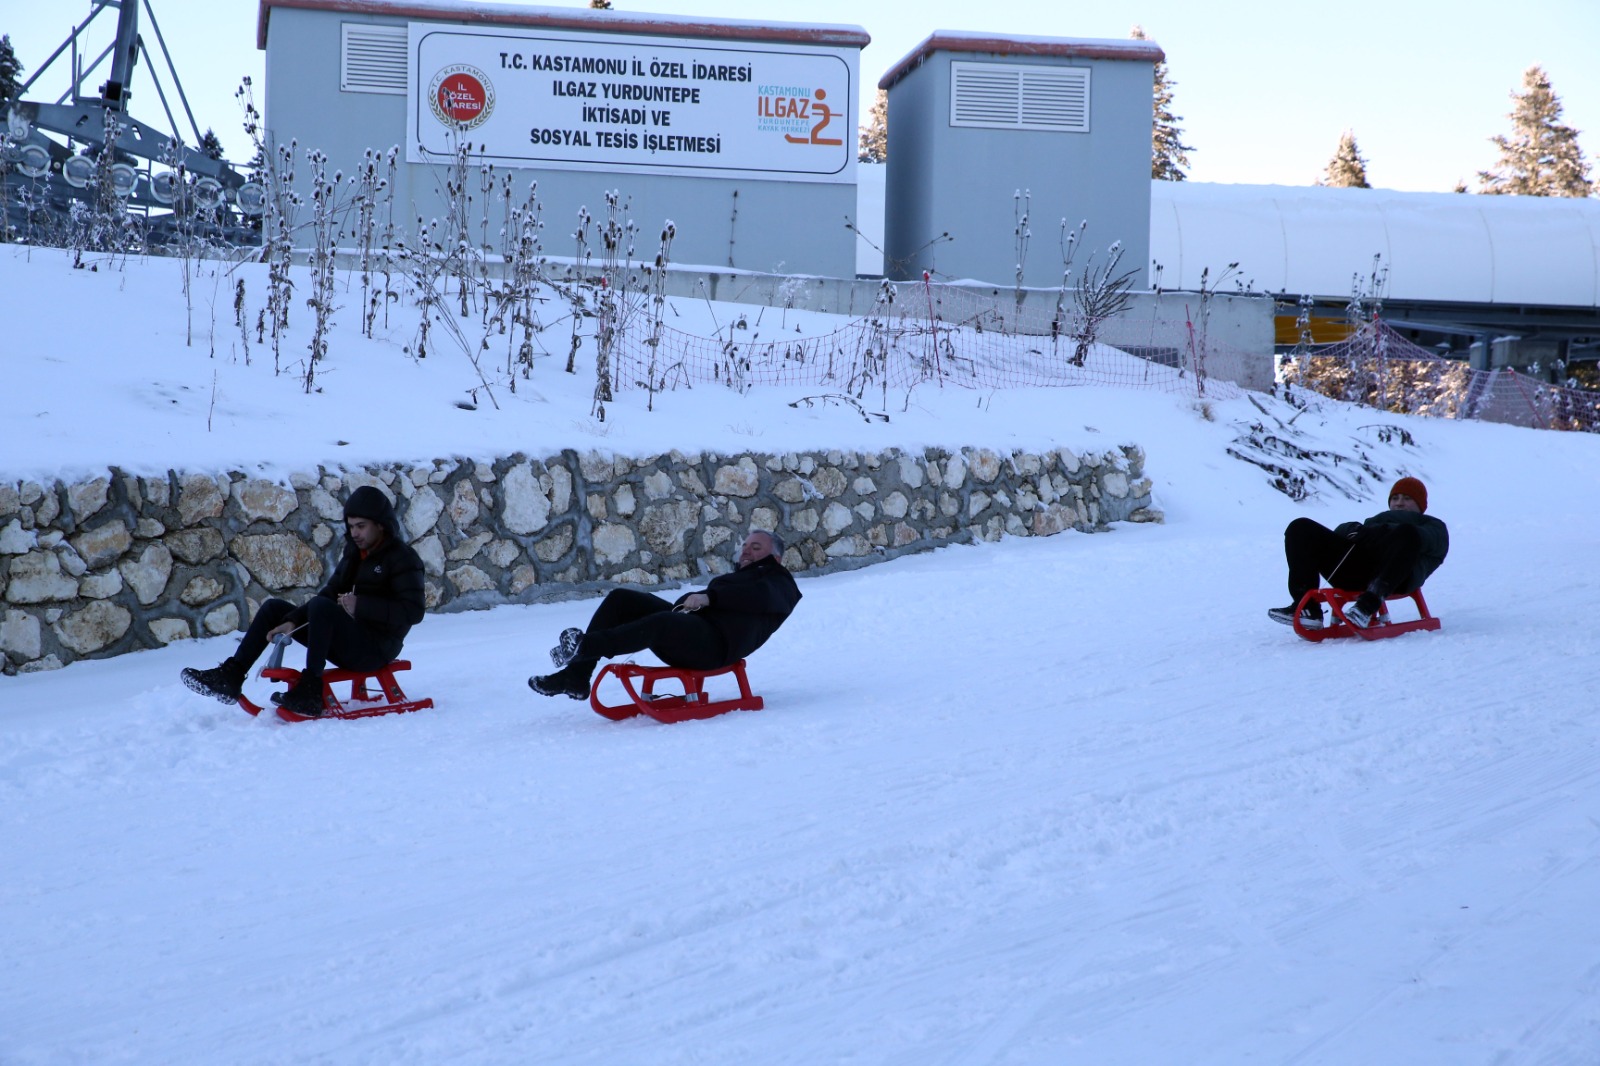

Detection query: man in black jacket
xmin=181 ymin=485 xmax=427 ymax=717
xmin=1268 ymin=476 xmax=1449 ymax=631
xmin=530 ymin=529 xmax=802 ymax=700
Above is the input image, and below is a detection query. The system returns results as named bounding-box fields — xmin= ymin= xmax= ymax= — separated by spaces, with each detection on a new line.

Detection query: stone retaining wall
xmin=0 ymin=443 xmax=1157 ymax=675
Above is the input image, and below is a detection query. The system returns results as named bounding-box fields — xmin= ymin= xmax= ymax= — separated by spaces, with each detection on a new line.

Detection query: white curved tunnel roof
xmin=1149 ymin=181 xmax=1600 ymax=308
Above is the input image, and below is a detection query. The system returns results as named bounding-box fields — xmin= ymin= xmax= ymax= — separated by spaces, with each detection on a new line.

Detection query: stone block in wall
xmin=1102 ymin=471 xmax=1129 ymax=498
xmin=234 ymin=479 xmax=299 ymax=523
xmin=309 ymin=486 xmax=344 ymax=522
xmin=34 ymin=487 xmax=61 ymax=526
xmin=612 ymin=483 xmax=637 ymax=517
xmin=78 ymin=570 xmax=123 ymax=599
xmin=642 ymin=470 xmax=673 ymax=500
xmin=1 ymin=609 xmax=42 ymax=660
xmin=943 ymin=452 xmax=968 ymax=490
xmin=593 ymin=524 xmax=637 ymax=565
xmin=72 ymin=520 xmax=132 ymax=569
xmin=447 ymin=565 xmax=494 ymax=593
xmin=414 ymin=534 xmax=445 ymax=576
xmin=55 ymin=600 xmax=131 ymax=654
xmin=448 ymin=479 xmax=480 ymax=530
xmin=448 ymin=531 xmax=493 ymax=563
xmin=404 ymin=486 xmax=445 ymax=538
xmin=534 ymin=526 xmax=574 ymax=564
xmin=204 ymin=603 xmax=241 ymax=635
xmin=6 ymin=551 xmax=79 ymax=603
xmin=969 ymin=449 xmax=1001 ymax=483
xmin=500 ymin=463 xmax=552 ymax=535
xmin=230 ymin=533 xmax=322 ymax=589
xmin=0 ymin=519 xmax=35 ymax=554
xmin=67 ymin=478 xmax=110 ymax=521
xmin=0 ymin=484 xmax=19 ymax=517
xmin=614 ymin=567 xmax=659 ymax=585
xmin=713 ymin=458 xmax=760 ymax=497
xmin=181 ymin=575 xmax=226 ymax=606
xmin=120 ymin=544 xmax=173 ymax=605
xmin=165 ymin=528 xmax=224 ymax=566
xmin=149 ymin=618 xmax=192 ymax=644
xmin=810 ymin=467 xmax=847 ymax=499
xmin=177 ymin=474 xmax=226 ymax=525
xmin=639 ymin=500 xmax=702 ymax=556
xmin=57 ymin=545 xmax=87 ymax=577
xmin=677 ymin=468 xmax=706 ymax=496
xmin=510 ymin=565 xmax=539 ymax=595
xmin=821 ymin=502 xmax=853 ymax=537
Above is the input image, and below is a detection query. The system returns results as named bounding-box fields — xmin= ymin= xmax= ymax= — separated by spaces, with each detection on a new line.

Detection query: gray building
xmin=257 ymin=0 xmax=868 ymax=276
xmin=879 ymin=32 xmax=1160 ymax=290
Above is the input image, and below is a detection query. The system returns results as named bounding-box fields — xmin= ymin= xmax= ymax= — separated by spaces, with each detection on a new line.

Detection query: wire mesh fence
xmin=605 ymin=277 xmax=1249 ymax=403
xmin=1280 ymin=322 xmax=1600 ymax=433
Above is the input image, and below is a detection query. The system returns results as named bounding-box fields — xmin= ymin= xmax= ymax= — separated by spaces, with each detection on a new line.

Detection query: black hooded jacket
xmin=289 ymin=485 xmax=426 ymax=658
xmin=674 ymin=555 xmax=802 ymax=662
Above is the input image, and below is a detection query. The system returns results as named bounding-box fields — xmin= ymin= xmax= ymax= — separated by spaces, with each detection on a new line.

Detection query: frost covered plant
xmin=1070 ymin=240 xmax=1135 ymax=368
xmin=302 ymin=149 xmax=341 ymax=393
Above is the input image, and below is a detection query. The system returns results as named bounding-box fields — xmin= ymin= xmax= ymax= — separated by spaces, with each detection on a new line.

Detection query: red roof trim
xmin=258 ymin=0 xmax=870 ymax=51
xmin=879 ymin=32 xmax=1163 ymax=91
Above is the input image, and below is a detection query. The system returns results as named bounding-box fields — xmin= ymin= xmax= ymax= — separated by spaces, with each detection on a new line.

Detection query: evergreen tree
xmin=1131 ymin=26 xmax=1192 ymax=181
xmin=1319 ymin=130 xmax=1371 ymax=188
xmin=199 ymin=128 xmax=225 ymax=161
xmin=858 ymin=88 xmax=887 ymax=163
xmin=0 ymin=34 xmax=24 ymax=111
xmin=1478 ymin=65 xmax=1592 ymax=197
xmin=588 ymin=0 xmax=613 ymax=8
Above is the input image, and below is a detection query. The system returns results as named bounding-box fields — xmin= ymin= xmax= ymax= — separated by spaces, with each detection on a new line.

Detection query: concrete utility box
xmin=879 ymin=32 xmax=1159 ymax=289
xmin=256 ymin=0 xmax=867 ymax=276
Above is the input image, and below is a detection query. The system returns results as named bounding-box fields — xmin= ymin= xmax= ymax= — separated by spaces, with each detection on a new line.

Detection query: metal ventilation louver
xmin=950 ymin=62 xmax=1090 ymax=133
xmin=341 ymin=23 xmax=408 ymax=95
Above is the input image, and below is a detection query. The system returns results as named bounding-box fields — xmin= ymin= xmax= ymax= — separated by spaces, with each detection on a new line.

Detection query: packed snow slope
xmin=3 ymin=245 xmax=1600 ymax=1064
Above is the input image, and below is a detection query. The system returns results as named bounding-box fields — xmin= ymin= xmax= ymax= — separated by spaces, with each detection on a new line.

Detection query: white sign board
xmin=406 ymin=24 xmax=858 ymax=183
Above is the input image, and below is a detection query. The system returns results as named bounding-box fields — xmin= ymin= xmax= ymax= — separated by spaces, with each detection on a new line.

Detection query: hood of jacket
xmin=343 ymin=485 xmax=405 ymax=544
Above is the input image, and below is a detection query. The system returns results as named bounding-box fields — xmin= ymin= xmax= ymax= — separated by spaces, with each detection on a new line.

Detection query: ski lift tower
xmin=1 ymin=0 xmax=264 ymax=239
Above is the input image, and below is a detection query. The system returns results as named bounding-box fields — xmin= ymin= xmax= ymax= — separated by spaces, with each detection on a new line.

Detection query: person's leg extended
xmin=581 ymin=609 xmax=728 ymax=671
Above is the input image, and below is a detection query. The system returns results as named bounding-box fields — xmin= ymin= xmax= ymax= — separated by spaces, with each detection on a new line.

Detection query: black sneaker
xmin=549 ymin=627 xmax=585 ymax=669
xmin=529 ymin=664 xmax=591 ymax=700
xmin=1343 ymin=592 xmax=1384 ymax=629
xmin=271 ymin=673 xmax=328 ymax=717
xmin=1268 ymin=603 xmax=1322 ymax=629
xmin=181 ymin=659 xmax=247 ymax=703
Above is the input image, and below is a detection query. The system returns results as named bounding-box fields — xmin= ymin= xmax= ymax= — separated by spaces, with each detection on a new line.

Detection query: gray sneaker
xmin=1343 ymin=592 xmax=1384 ymax=629
xmin=549 ymin=627 xmax=585 ymax=669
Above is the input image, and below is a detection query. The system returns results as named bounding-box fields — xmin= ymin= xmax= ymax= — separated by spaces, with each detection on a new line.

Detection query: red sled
xmin=589 ymin=659 xmax=764 ymax=724
xmin=237 ymin=660 xmax=435 ymax=722
xmin=1293 ymin=588 xmax=1441 ymax=643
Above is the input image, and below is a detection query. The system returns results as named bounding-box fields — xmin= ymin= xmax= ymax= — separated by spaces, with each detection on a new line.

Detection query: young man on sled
xmin=181 ymin=486 xmax=426 ymax=717
xmin=1268 ymin=476 xmax=1449 ymax=631
xmin=529 ymin=529 xmax=802 ymax=700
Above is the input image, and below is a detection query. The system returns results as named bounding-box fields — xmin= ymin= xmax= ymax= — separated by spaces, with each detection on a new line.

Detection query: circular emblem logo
xmin=428 ymin=65 xmax=495 ymax=130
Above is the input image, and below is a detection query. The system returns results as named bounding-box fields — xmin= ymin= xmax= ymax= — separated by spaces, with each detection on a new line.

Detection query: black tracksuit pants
xmin=570 ymin=589 xmax=730 ymax=677
xmin=231 ymin=597 xmax=394 ymax=678
xmin=1285 ymin=518 xmax=1423 ymax=605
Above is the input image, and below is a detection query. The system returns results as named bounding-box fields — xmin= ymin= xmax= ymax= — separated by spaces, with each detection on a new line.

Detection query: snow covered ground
xmin=4 ymin=243 xmax=1600 ymax=1064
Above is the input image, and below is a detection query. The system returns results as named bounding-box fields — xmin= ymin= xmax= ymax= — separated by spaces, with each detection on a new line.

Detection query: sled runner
xmin=1293 ymin=587 xmax=1441 ymax=643
xmin=237 ymin=661 xmax=434 ymax=722
xmin=589 ymin=659 xmax=764 ymax=724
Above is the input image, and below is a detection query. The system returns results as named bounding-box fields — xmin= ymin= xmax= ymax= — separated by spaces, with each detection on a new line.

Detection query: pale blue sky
xmin=5 ymin=0 xmax=1597 ymax=192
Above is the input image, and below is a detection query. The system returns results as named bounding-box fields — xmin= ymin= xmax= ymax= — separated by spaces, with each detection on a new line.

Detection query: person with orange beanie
xmin=1269 ymin=477 xmax=1449 ymax=631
